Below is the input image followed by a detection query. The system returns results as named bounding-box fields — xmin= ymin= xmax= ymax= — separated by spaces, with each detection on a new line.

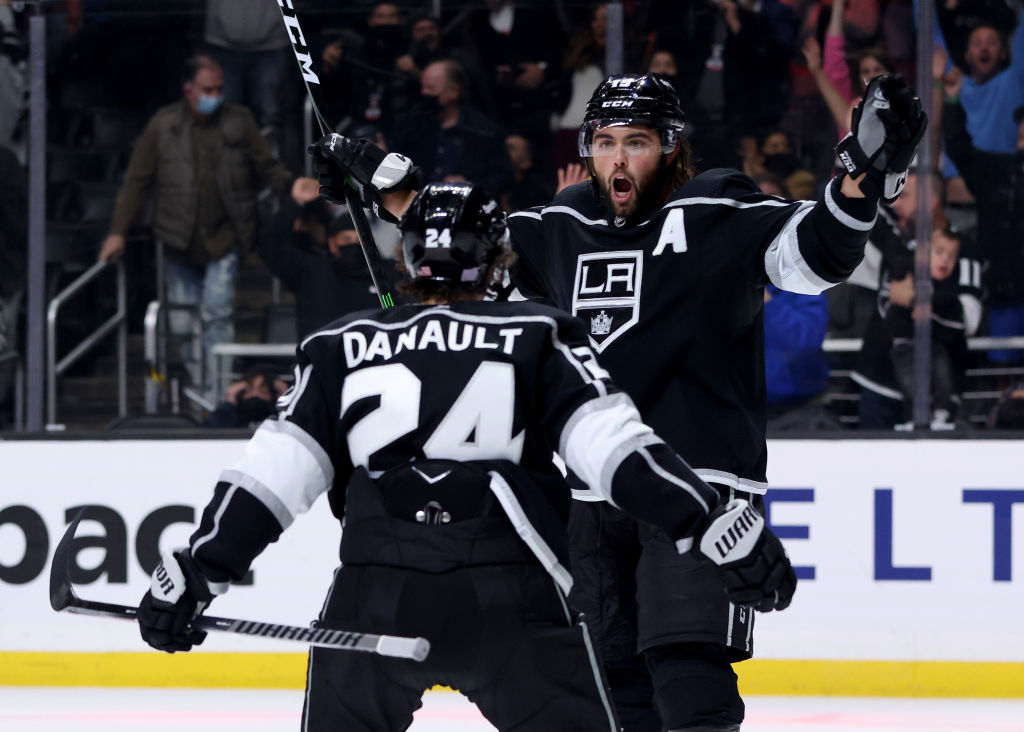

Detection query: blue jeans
xmin=165 ymin=250 xmax=239 ymax=402
xmin=208 ymin=46 xmax=287 ymax=131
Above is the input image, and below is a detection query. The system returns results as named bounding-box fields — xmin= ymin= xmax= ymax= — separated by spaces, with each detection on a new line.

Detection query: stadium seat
xmin=68 ymin=108 xmax=147 ymax=151
xmin=263 ymin=302 xmax=298 ymax=345
xmin=47 ymin=148 xmax=117 ymax=184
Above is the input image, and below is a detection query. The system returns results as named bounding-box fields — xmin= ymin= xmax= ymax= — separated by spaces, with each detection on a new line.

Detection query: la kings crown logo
xmin=591 ymin=310 xmax=612 ymax=335
xmin=572 ymin=251 xmax=643 ymax=352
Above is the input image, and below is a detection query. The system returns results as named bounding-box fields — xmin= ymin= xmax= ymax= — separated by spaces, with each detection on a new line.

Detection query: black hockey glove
xmin=835 ymin=73 xmax=927 ymax=204
xmin=137 ymin=548 xmax=214 ymax=653
xmin=698 ymin=498 xmax=797 ymax=612
xmin=306 ymin=133 xmax=419 ymax=223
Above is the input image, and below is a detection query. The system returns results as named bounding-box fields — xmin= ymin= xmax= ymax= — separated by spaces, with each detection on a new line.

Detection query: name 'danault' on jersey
xmin=343 ymin=319 xmax=525 ymax=368
xmin=572 ymin=251 xmax=643 ymax=353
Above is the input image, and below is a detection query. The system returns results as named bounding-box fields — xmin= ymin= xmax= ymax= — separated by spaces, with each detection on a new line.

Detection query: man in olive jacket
xmin=98 ymin=54 xmax=318 ymax=400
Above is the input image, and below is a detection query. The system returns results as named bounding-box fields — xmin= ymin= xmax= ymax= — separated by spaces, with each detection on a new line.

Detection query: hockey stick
xmin=49 ymin=510 xmax=429 ymax=662
xmin=276 ymin=0 xmax=396 ymax=309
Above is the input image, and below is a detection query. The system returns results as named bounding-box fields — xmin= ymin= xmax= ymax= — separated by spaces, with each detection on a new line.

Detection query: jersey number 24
xmin=340 ymin=361 xmax=525 ymax=467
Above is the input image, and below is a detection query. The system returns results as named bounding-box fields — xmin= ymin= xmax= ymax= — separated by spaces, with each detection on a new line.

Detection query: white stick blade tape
xmin=376 ymin=635 xmax=431 ymax=662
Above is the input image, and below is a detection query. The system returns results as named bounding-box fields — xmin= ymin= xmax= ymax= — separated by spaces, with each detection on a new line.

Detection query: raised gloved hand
xmin=698 ymin=498 xmax=797 ymax=612
xmin=137 ymin=548 xmax=216 ymax=653
xmin=835 ymin=73 xmax=927 ymax=203
xmin=306 ymin=134 xmax=419 ymax=222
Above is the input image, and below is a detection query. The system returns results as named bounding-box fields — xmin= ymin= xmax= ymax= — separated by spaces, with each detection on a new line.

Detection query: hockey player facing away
xmin=305 ymin=71 xmax=925 ymax=731
xmin=135 ymin=182 xmax=796 ymax=731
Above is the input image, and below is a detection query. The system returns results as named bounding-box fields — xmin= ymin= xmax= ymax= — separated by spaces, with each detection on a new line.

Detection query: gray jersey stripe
xmin=637 ymin=445 xmax=711 ymax=514
xmin=488 ymin=472 xmax=574 ymax=594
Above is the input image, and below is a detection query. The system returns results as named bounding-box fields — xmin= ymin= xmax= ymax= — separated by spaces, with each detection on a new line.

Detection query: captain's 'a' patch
xmin=571 ymin=250 xmax=643 ymax=352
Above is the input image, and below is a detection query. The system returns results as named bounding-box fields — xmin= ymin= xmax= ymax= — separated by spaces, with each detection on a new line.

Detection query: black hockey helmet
xmin=579 ymin=73 xmax=686 ymax=158
xmin=399 ymin=182 xmax=508 ymax=284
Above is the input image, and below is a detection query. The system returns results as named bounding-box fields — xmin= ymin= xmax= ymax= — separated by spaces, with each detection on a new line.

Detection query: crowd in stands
xmin=2 ymin=0 xmax=1024 ymax=431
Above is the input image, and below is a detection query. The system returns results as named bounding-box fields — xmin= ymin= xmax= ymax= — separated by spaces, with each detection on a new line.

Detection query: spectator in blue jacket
xmin=918 ymin=0 xmax=1024 ymax=154
xmin=763 ymin=284 xmax=835 ymax=431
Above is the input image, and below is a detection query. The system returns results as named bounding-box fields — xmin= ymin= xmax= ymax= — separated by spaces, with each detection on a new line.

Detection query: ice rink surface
xmin=2 ymin=687 xmax=1023 ymax=731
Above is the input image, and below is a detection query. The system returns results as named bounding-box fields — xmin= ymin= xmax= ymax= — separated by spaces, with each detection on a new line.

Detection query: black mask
xmin=236 ymin=397 xmax=276 ymax=426
xmin=419 ymin=93 xmax=441 ymax=116
xmin=763 ymin=152 xmax=799 ymax=178
xmin=368 ymin=24 xmax=402 ymax=41
xmin=411 ymin=39 xmax=435 ymax=69
xmin=291 ymin=232 xmax=320 ymax=252
xmin=367 ymin=24 xmax=403 ymax=56
xmin=333 ymin=245 xmax=370 ymax=276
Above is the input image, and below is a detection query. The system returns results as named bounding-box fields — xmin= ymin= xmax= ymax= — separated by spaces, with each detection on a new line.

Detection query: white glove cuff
xmin=699 ymin=499 xmax=764 ymax=566
xmin=151 ymin=547 xmax=187 ymax=604
xmin=371 ymin=153 xmax=413 ymax=192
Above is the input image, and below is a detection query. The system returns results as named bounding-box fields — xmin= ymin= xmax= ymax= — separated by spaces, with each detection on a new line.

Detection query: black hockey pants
xmin=568 ymin=500 xmax=749 ymax=731
xmin=301 ymin=563 xmax=620 ymax=731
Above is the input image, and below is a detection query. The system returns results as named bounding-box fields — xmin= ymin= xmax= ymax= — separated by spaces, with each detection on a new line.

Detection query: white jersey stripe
xmin=694 ymin=469 xmax=769 ymax=494
xmin=217 ymin=469 xmax=293 ymax=529
xmin=229 ymin=421 xmax=333 ymax=525
xmin=190 ymin=483 xmax=239 ymax=584
xmin=763 ymin=201 xmax=832 ymax=295
xmin=637 ymin=445 xmax=712 ymax=514
xmin=824 ymin=179 xmax=876 ymax=231
xmin=507 ymin=210 xmax=543 ymax=221
xmin=487 ymin=472 xmax=574 ymax=594
xmin=511 ymin=191 xmax=801 ymax=230
xmin=559 ymin=393 xmax=659 ymax=504
xmin=578 ymin=620 xmax=621 ymax=731
xmin=959 ymin=294 xmax=982 ymax=336
xmin=850 ymin=370 xmax=905 ymax=401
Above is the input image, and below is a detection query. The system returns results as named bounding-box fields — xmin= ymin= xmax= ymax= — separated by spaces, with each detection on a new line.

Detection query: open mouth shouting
xmin=610 ymin=174 xmax=634 ymax=205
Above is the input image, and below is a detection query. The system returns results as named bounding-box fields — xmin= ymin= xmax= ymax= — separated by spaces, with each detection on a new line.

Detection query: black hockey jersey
xmin=851 ymin=236 xmax=983 ymax=400
xmin=185 ymin=300 xmax=719 ymax=595
xmin=509 ymin=170 xmax=877 ymax=492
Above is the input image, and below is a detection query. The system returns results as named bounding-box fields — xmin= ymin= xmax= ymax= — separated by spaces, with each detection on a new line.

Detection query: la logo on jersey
xmin=572 ymin=251 xmax=643 ymax=352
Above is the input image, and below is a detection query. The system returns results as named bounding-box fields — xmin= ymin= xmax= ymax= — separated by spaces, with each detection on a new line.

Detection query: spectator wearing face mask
xmin=748 ymin=129 xmax=817 ymax=200
xmin=388 ymin=58 xmax=512 ymax=197
xmin=257 ymin=191 xmax=394 ymax=340
xmin=204 ymin=364 xmax=286 ymax=429
xmin=394 ymin=13 xmax=444 ymax=80
xmin=318 ymin=2 xmax=408 ymax=130
xmin=96 ymin=54 xmax=318 ymax=402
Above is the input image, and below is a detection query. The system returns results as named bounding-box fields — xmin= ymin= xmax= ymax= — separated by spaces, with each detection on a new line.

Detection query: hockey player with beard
xmin=305 ymin=71 xmax=924 ymax=731
xmin=135 ymin=181 xmax=796 ymax=732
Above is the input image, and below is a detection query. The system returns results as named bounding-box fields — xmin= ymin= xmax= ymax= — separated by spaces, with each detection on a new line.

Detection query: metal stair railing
xmin=143 ymin=299 xmax=204 ymax=414
xmin=45 ymin=258 xmax=127 ymax=428
xmin=821 ymin=336 xmax=1024 ymax=427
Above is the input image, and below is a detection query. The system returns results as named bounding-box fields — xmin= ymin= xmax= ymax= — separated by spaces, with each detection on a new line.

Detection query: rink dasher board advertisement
xmin=1 ymin=438 xmax=1022 ymax=695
